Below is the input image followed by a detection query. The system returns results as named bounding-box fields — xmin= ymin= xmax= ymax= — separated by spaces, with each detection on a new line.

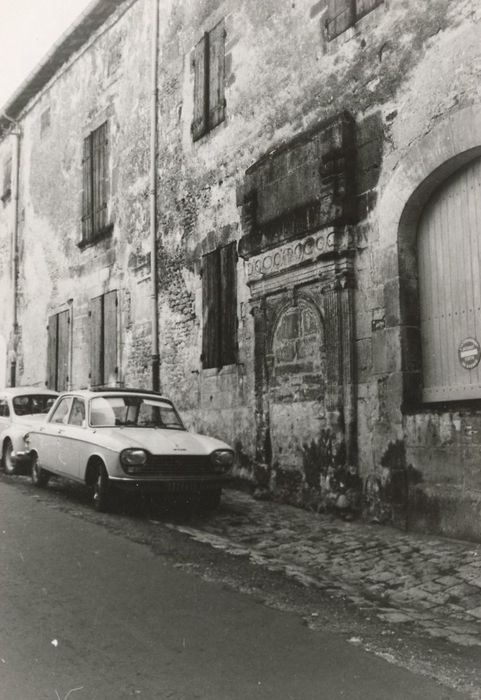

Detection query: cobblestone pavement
xmin=166 ymin=489 xmax=481 ymax=649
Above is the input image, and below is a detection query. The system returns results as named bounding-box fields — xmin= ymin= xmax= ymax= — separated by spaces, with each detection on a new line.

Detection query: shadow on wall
xmin=364 ymin=439 xmax=423 ymax=527
xmin=232 ymin=434 xmax=425 ymax=529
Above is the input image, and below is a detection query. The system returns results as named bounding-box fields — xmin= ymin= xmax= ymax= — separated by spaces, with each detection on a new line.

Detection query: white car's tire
xmin=2 ymin=439 xmax=16 ymax=475
xmin=92 ymin=464 xmax=111 ymax=513
xmin=199 ymin=488 xmax=222 ymax=511
xmin=31 ymin=455 xmax=50 ymax=488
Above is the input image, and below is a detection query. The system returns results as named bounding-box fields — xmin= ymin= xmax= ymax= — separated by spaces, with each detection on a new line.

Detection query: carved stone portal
xmin=238 ymin=112 xmax=358 ymax=503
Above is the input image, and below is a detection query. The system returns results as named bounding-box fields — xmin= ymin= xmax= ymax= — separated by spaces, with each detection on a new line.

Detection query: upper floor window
xmin=81 ymin=121 xmax=111 ymax=245
xmin=191 ymin=19 xmax=226 ymax=141
xmin=326 ymin=0 xmax=383 ymax=41
xmin=202 ymin=242 xmax=237 ymax=369
xmin=1 ymin=156 xmax=12 ymax=204
xmin=40 ymin=107 xmax=51 ymax=137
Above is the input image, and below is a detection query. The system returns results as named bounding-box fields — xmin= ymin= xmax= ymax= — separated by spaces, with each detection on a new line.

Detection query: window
xmin=50 ymin=397 xmax=72 ymax=424
xmin=326 ymin=0 xmax=383 ymax=40
xmin=191 ymin=19 xmax=226 ymax=141
xmin=202 ymin=242 xmax=237 ymax=369
xmin=69 ymin=398 xmax=86 ymax=426
xmin=47 ymin=310 xmax=70 ymax=391
xmin=1 ymin=157 xmax=12 ymax=203
xmin=90 ymin=290 xmax=118 ymax=387
xmin=40 ymin=107 xmax=51 ymax=137
xmin=81 ymin=121 xmax=110 ymax=244
xmin=12 ymin=394 xmax=56 ymax=416
xmin=0 ymin=398 xmax=10 ymax=417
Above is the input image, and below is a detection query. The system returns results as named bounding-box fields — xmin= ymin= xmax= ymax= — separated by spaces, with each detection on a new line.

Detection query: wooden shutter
xmin=326 ymin=0 xmax=355 ymax=40
xmin=220 ymin=242 xmax=237 ymax=366
xmin=356 ymin=0 xmax=382 ymax=20
xmin=3 ymin=157 xmax=12 ymax=197
xmin=57 ymin=310 xmax=70 ymax=391
xmin=47 ymin=315 xmax=58 ymax=390
xmin=208 ymin=20 xmax=226 ymax=130
xmin=92 ymin=122 xmax=108 ymax=236
xmin=418 ymin=157 xmax=481 ymax=401
xmin=103 ymin=290 xmax=118 ymax=386
xmin=81 ymin=135 xmax=93 ymax=241
xmin=202 ymin=250 xmax=221 ymax=368
xmin=90 ymin=295 xmax=103 ymax=387
xmin=191 ymin=34 xmax=208 ymax=141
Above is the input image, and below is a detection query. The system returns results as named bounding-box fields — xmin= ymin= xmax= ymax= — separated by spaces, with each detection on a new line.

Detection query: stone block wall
xmin=2 ymin=0 xmax=481 ymax=538
xmin=11 ymin=0 xmax=154 ymax=391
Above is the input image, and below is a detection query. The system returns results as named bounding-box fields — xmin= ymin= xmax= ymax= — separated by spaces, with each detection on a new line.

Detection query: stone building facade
xmin=1 ymin=0 xmax=481 ymax=540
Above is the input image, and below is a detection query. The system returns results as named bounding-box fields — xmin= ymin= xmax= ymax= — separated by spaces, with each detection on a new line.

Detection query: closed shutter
xmin=90 ymin=295 xmax=103 ymax=387
xmin=92 ymin=122 xmax=108 ymax=235
xmin=3 ymin=157 xmax=12 ymax=198
xmin=191 ymin=35 xmax=208 ymax=141
xmin=418 ymin=157 xmax=481 ymax=401
xmin=356 ymin=0 xmax=382 ymax=19
xmin=220 ymin=242 xmax=237 ymax=366
xmin=103 ymin=290 xmax=118 ymax=386
xmin=202 ymin=250 xmax=220 ymax=368
xmin=326 ymin=0 xmax=355 ymax=39
xmin=57 ymin=310 xmax=70 ymax=391
xmin=81 ymin=135 xmax=93 ymax=241
xmin=47 ymin=315 xmax=58 ymax=390
xmin=208 ymin=20 xmax=226 ymax=130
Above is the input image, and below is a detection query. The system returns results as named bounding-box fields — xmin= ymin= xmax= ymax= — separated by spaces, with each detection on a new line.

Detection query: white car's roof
xmin=58 ymin=388 xmax=173 ymax=403
xmin=0 ymin=386 xmax=58 ymax=397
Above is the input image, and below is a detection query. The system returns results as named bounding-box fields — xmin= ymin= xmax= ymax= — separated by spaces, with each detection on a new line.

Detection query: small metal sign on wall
xmin=458 ymin=337 xmax=481 ymax=370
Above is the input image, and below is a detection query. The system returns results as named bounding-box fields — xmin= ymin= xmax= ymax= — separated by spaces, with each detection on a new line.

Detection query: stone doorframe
xmin=247 ymin=230 xmax=357 ymax=471
xmin=377 ymin=103 xmax=481 ymax=417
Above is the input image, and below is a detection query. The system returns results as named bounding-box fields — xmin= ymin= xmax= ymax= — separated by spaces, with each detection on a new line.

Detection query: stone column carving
xmin=250 ymin=297 xmax=272 ymax=466
xmin=337 ymin=270 xmax=357 ymax=466
xmin=321 ymin=267 xmax=357 ymax=465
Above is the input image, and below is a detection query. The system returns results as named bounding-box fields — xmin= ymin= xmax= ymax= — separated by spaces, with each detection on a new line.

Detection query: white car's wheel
xmin=92 ymin=464 xmax=111 ymax=512
xmin=199 ymin=488 xmax=222 ymax=511
xmin=31 ymin=455 xmax=50 ymax=488
xmin=2 ymin=439 xmax=15 ymax=475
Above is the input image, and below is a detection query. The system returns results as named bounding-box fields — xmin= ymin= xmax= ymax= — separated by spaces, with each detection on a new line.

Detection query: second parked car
xmin=25 ymin=388 xmax=235 ymax=511
xmin=0 ymin=387 xmax=58 ymax=474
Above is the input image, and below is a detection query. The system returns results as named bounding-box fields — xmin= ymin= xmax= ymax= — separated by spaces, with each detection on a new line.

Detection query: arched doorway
xmin=417 ymin=157 xmax=481 ymax=402
xmin=267 ymin=297 xmax=326 ymax=471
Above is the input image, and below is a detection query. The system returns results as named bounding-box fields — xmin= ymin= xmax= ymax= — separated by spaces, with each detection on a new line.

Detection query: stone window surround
xmin=377 ymin=103 xmax=481 ymax=413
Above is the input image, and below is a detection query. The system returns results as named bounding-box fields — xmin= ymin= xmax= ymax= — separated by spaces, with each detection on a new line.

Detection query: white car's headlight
xmin=210 ymin=449 xmax=234 ymax=472
xmin=120 ymin=449 xmax=148 ymax=475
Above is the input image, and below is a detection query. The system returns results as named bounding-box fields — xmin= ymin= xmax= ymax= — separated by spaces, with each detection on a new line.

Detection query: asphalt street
xmin=0 ymin=477 xmax=469 ymax=700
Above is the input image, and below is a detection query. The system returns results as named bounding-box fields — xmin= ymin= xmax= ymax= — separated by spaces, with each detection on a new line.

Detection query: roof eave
xmin=0 ymin=0 xmax=129 ymax=138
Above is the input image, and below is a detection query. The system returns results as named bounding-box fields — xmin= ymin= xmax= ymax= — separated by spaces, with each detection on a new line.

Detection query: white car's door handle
xmin=57 ymin=429 xmax=65 ymax=435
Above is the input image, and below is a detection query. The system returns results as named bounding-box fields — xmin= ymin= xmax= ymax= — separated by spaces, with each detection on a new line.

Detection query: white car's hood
xmin=94 ymin=427 xmax=232 ymax=456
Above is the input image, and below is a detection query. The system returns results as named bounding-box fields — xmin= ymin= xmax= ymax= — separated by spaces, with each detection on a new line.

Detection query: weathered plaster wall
xmin=154 ymin=0 xmax=481 ymax=535
xmin=4 ymin=0 xmax=481 ymax=537
xmin=0 ymin=137 xmax=14 ymax=387
xmin=15 ymin=0 xmax=153 ymax=391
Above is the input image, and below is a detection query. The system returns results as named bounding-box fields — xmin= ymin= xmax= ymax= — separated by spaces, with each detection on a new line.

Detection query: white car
xmin=25 ymin=388 xmax=235 ymax=511
xmin=0 ymin=387 xmax=59 ymax=474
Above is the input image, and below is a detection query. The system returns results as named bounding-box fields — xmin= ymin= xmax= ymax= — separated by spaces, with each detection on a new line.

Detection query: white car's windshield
xmin=89 ymin=395 xmax=185 ymax=430
xmin=13 ymin=394 xmax=56 ymax=416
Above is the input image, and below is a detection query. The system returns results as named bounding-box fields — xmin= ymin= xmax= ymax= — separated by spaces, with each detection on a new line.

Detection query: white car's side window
xmin=69 ymin=398 xmax=86 ymax=427
xmin=50 ymin=397 xmax=73 ymax=424
xmin=0 ymin=399 xmax=9 ymax=417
